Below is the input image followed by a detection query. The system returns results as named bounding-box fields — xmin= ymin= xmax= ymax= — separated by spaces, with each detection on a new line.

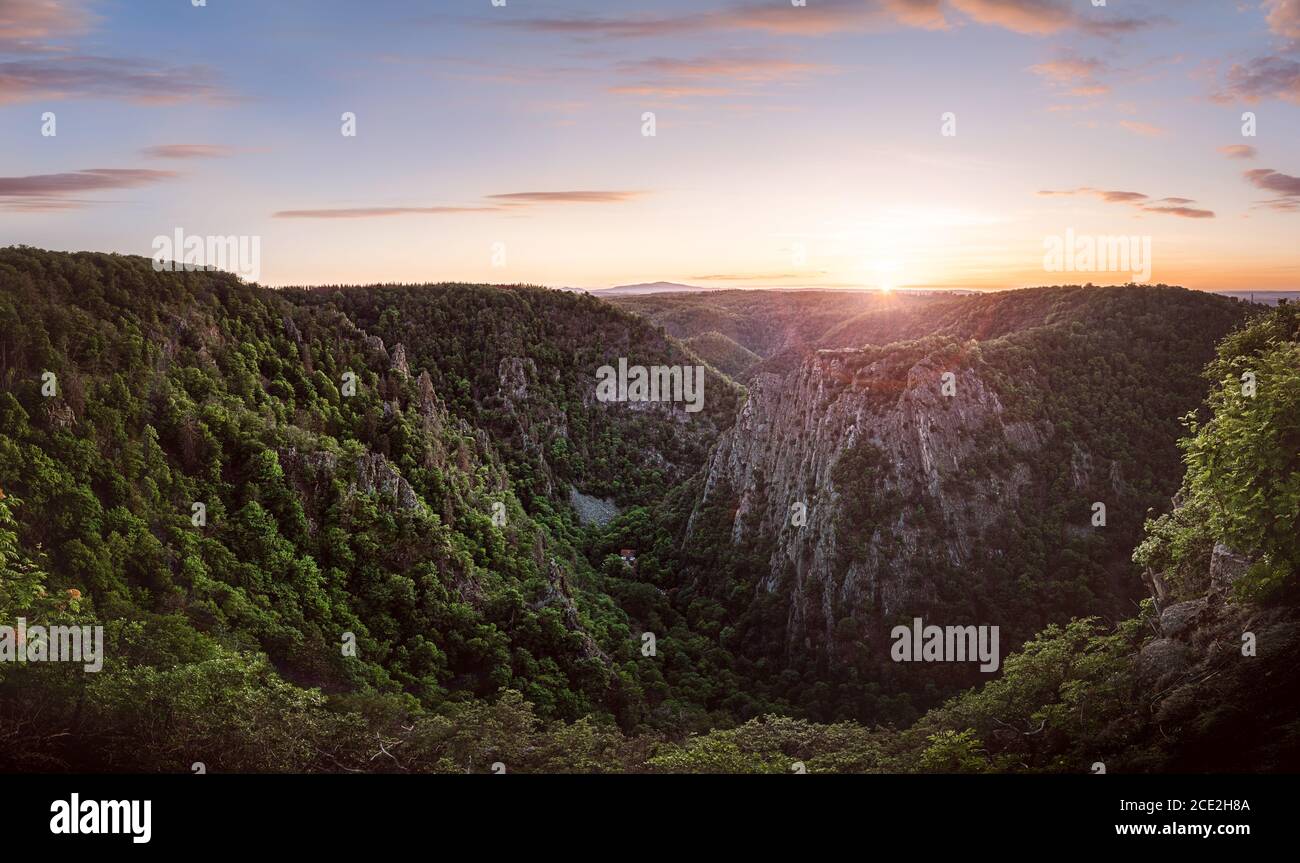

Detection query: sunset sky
xmin=2 ymin=0 xmax=1298 ymax=290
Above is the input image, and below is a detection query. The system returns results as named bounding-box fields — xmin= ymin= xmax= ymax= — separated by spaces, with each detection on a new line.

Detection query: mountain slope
xmin=0 ymin=248 xmax=697 ymax=738
xmin=643 ymin=286 xmax=1249 ymax=720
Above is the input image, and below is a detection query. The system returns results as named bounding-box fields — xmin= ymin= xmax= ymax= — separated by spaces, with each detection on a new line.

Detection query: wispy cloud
xmin=1119 ymin=119 xmax=1168 ymax=137
xmin=0 ymin=1 xmax=228 ymax=106
xmin=500 ymin=0 xmax=948 ymax=39
xmin=609 ymin=54 xmax=829 ymax=99
xmin=951 ymin=0 xmax=1157 ymax=36
xmin=0 ymin=0 xmax=94 ymax=52
xmin=1244 ymin=167 xmax=1300 ymax=212
xmin=140 ymin=144 xmax=236 ymax=160
xmin=1038 ymin=186 xmax=1214 ymax=218
xmin=274 ymin=191 xmax=647 ymax=219
xmin=1264 ymin=0 xmax=1300 ymax=40
xmin=1030 ymin=54 xmax=1110 ymax=96
xmin=500 ymin=0 xmax=1157 ymax=39
xmin=0 ymin=167 xmax=178 ymax=211
xmin=487 ymin=191 xmax=646 ymax=204
xmin=1211 ymin=55 xmax=1300 ymax=104
xmin=0 ymin=55 xmax=227 ymax=105
xmin=274 ymin=206 xmax=498 ymax=219
xmin=620 ymin=56 xmax=826 ymax=81
xmin=1218 ymin=144 xmax=1258 ymax=159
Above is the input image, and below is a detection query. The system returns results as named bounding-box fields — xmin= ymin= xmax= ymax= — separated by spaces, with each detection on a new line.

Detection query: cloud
xmin=621 ymin=56 xmax=826 ymax=81
xmin=608 ymin=83 xmax=734 ymax=98
xmin=1218 ymin=144 xmax=1258 ymax=159
xmin=1243 ymin=167 xmax=1300 ymax=211
xmin=1039 ymin=187 xmax=1147 ymax=203
xmin=0 ymin=55 xmax=227 ymax=105
xmin=274 ymin=191 xmax=647 ymax=219
xmin=950 ymin=0 xmax=1157 ymax=36
xmin=273 ymin=206 xmax=498 ymax=219
xmin=502 ymin=0 xmax=1158 ymax=39
xmin=0 ymin=167 xmax=178 ymax=211
xmin=1138 ymin=204 xmax=1215 ymax=218
xmin=1030 ymin=56 xmax=1105 ymax=81
xmin=610 ymin=55 xmax=829 ymax=100
xmin=1030 ymin=54 xmax=1111 ymax=96
xmin=1119 ymin=120 xmax=1168 ymax=137
xmin=501 ymin=0 xmax=948 ymax=39
xmin=141 ymin=144 xmax=236 ymax=160
xmin=1212 ymin=55 xmax=1300 ymax=104
xmin=486 ymin=191 xmax=646 ymax=204
xmin=1264 ymin=0 xmax=1300 ymax=40
xmin=0 ymin=0 xmax=93 ymax=52
xmin=1038 ymin=186 xmax=1214 ymax=218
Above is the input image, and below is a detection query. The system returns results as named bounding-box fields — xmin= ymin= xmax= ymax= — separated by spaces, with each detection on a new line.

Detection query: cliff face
xmin=690 ymin=341 xmax=1054 ymax=655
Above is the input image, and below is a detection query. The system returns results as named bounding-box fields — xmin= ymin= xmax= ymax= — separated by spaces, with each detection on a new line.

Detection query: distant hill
xmin=1212 ymin=290 xmax=1300 ymax=306
xmin=595 ymin=281 xmax=708 ymax=296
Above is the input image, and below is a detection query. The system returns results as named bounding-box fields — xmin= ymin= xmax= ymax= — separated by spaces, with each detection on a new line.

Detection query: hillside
xmin=1 ymin=249 xmax=1291 ymax=773
xmin=608 ymin=286 xmax=1249 ymax=721
xmin=0 ymin=248 xmax=734 ymax=771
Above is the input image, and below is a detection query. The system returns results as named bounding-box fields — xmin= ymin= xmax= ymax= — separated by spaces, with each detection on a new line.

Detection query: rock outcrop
xmin=688 ymin=342 xmax=1052 ymax=655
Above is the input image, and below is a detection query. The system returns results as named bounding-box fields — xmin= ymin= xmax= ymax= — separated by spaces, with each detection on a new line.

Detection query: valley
xmin=1 ymin=247 xmax=1297 ymax=773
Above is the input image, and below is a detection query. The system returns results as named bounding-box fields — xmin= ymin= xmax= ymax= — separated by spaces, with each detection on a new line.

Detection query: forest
xmin=1 ymin=247 xmax=1296 ymax=772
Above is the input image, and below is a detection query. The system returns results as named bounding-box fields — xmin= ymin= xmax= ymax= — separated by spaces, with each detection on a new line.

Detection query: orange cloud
xmin=1218 ymin=144 xmax=1258 ymax=159
xmin=951 ymin=0 xmax=1156 ymax=36
xmin=0 ymin=0 xmax=93 ymax=52
xmin=1264 ymin=0 xmax=1300 ymax=40
xmin=1119 ymin=120 xmax=1168 ymax=137
xmin=141 ymin=144 xmax=236 ymax=159
xmin=487 ymin=191 xmax=646 ymax=204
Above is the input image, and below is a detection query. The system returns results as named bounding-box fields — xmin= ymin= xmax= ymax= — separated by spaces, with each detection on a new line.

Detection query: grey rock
xmin=1210 ymin=543 xmax=1250 ymax=594
xmin=569 ymin=488 xmax=620 ymax=526
xmin=354 ymin=453 xmax=421 ymax=512
xmin=1137 ymin=638 xmax=1192 ymax=688
xmin=391 ymin=343 xmax=410 ymax=378
xmin=1159 ymin=598 xmax=1207 ymax=639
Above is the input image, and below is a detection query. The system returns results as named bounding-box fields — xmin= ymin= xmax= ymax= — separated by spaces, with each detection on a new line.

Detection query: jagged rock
xmin=354 ymin=453 xmax=420 ymax=512
xmin=1210 ymin=543 xmax=1250 ymax=594
xmin=363 ymin=334 xmax=388 ymax=361
xmin=498 ymin=356 xmax=533 ymax=400
xmin=282 ymin=313 xmax=302 ymax=345
xmin=391 ymin=343 xmax=410 ymax=378
xmin=1137 ymin=637 xmax=1192 ymax=688
xmin=1069 ymin=443 xmax=1092 ymax=491
xmin=688 ymin=345 xmax=1048 ymax=654
xmin=569 ymin=488 xmax=619 ymax=526
xmin=45 ymin=401 xmax=76 ymax=431
xmin=532 ymin=557 xmax=611 ymax=668
xmin=416 ymin=370 xmax=439 ymax=419
xmin=1159 ymin=598 xmax=1208 ymax=639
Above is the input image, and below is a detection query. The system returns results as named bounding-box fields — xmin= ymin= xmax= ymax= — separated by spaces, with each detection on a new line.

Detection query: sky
xmin=1 ymin=0 xmax=1298 ymax=290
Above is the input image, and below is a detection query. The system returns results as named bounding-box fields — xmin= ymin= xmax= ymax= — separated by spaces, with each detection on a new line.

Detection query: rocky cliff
xmin=689 ymin=339 xmax=1057 ymax=659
